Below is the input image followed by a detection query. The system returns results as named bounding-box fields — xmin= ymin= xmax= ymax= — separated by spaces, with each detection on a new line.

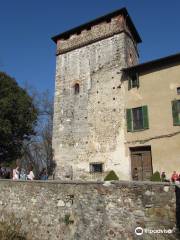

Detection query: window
xmin=90 ymin=163 xmax=103 ymax=173
xmin=172 ymin=100 xmax=180 ymax=125
xmin=132 ymin=107 xmax=144 ymax=130
xmin=128 ymin=73 xmax=139 ymax=89
xmin=126 ymin=106 xmax=149 ymax=132
xmin=129 ymin=53 xmax=133 ymax=65
xmin=74 ymin=83 xmax=80 ymax=94
xmin=177 ymin=87 xmax=180 ymax=95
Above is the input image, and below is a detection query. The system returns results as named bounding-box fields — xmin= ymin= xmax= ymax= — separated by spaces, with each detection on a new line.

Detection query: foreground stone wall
xmin=0 ymin=180 xmax=177 ymax=240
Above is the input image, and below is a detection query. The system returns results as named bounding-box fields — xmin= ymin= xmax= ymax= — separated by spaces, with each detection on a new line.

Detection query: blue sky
xmin=0 ymin=0 xmax=180 ymax=95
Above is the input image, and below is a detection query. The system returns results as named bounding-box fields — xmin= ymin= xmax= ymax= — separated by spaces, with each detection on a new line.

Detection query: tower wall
xmin=53 ymin=14 xmax=139 ymax=180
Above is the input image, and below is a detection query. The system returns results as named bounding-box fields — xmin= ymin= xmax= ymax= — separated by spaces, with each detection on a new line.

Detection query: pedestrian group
xmin=0 ymin=164 xmax=48 ymax=181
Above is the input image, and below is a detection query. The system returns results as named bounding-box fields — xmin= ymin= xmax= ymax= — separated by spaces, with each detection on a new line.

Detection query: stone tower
xmin=52 ymin=8 xmax=141 ymax=180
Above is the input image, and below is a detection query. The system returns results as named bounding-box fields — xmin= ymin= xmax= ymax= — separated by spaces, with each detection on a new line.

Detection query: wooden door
xmin=131 ymin=147 xmax=152 ymax=181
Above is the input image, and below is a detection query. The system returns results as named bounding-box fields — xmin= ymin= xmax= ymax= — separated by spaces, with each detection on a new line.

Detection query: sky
xmin=0 ymin=0 xmax=180 ymax=95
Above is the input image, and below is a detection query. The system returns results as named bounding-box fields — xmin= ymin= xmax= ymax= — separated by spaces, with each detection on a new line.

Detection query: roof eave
xmin=123 ymin=52 xmax=180 ymax=74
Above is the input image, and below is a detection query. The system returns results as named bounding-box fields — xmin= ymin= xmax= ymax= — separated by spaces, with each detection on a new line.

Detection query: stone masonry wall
xmin=53 ymin=30 xmax=138 ymax=180
xmin=56 ymin=14 xmax=135 ymax=55
xmin=0 ymin=180 xmax=176 ymax=240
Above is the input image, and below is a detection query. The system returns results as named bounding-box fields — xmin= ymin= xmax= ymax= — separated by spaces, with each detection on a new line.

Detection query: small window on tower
xmin=177 ymin=87 xmax=180 ymax=95
xmin=128 ymin=72 xmax=139 ymax=90
xmin=129 ymin=53 xmax=133 ymax=64
xmin=74 ymin=83 xmax=80 ymax=94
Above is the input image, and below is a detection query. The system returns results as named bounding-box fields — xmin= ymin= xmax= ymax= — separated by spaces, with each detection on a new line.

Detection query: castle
xmin=52 ymin=8 xmax=180 ymax=180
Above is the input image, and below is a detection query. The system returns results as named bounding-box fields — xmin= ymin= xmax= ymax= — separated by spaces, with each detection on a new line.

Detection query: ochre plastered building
xmin=52 ymin=8 xmax=180 ymax=180
xmin=124 ymin=54 xmax=180 ymax=180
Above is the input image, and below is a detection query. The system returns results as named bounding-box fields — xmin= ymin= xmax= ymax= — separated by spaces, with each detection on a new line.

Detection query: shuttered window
xmin=126 ymin=106 xmax=149 ymax=132
xmin=128 ymin=73 xmax=139 ymax=90
xmin=172 ymin=100 xmax=180 ymax=125
xmin=126 ymin=109 xmax=132 ymax=132
xmin=177 ymin=87 xmax=180 ymax=95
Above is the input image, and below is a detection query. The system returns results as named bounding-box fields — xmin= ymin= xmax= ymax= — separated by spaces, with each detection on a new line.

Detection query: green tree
xmin=21 ymin=87 xmax=55 ymax=177
xmin=0 ymin=72 xmax=38 ymax=164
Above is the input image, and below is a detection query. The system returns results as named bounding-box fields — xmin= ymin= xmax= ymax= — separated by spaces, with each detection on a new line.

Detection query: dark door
xmin=130 ymin=146 xmax=152 ymax=181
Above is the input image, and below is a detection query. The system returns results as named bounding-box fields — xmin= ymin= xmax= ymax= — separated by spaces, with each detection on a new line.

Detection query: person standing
xmin=13 ymin=166 xmax=20 ymax=180
xmin=132 ymin=168 xmax=139 ymax=181
xmin=40 ymin=168 xmax=48 ymax=180
xmin=27 ymin=166 xmax=35 ymax=180
xmin=20 ymin=168 xmax=27 ymax=180
xmin=171 ymin=171 xmax=179 ymax=183
xmin=161 ymin=172 xmax=166 ymax=182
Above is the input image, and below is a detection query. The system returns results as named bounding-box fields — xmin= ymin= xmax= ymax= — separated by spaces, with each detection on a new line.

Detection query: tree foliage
xmin=0 ymin=72 xmax=38 ymax=164
xmin=20 ymin=86 xmax=55 ymax=177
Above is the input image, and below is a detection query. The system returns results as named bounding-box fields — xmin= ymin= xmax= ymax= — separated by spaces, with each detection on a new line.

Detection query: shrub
xmin=150 ymin=171 xmax=161 ymax=182
xmin=104 ymin=170 xmax=119 ymax=181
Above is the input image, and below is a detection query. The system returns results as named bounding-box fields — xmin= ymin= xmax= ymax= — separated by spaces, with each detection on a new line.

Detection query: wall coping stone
xmin=0 ymin=179 xmax=177 ymax=187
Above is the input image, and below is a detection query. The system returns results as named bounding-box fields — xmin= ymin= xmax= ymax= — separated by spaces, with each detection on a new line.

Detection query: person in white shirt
xmin=13 ymin=166 xmax=20 ymax=180
xmin=27 ymin=166 xmax=35 ymax=180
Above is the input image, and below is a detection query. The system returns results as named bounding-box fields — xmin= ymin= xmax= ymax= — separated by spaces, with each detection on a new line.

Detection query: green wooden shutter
xmin=142 ymin=105 xmax=149 ymax=129
xmin=128 ymin=78 xmax=132 ymax=90
xmin=136 ymin=73 xmax=139 ymax=88
xmin=126 ymin=109 xmax=132 ymax=132
xmin=172 ymin=100 xmax=180 ymax=125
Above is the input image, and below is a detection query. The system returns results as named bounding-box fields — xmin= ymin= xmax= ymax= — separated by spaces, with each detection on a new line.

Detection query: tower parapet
xmin=52 ymin=8 xmax=141 ymax=55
